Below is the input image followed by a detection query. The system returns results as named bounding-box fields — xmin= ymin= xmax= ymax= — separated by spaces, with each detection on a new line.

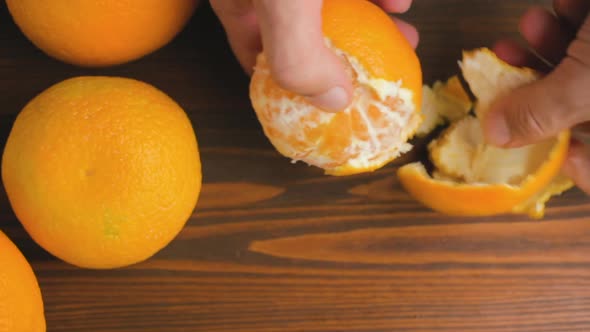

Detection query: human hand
xmin=210 ymin=0 xmax=418 ymax=112
xmin=484 ymin=0 xmax=590 ymax=193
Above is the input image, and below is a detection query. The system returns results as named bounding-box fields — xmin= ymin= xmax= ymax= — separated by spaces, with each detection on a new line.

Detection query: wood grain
xmin=3 ymin=1 xmax=590 ymax=331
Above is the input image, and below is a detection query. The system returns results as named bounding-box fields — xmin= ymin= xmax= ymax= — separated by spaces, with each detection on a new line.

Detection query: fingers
xmin=484 ymin=15 xmax=590 ymax=148
xmin=371 ymin=0 xmax=418 ymax=47
xmin=371 ymin=0 xmax=413 ymax=13
xmin=519 ymin=6 xmax=575 ymax=64
xmin=393 ymin=18 xmax=419 ymax=49
xmin=492 ymin=39 xmax=550 ymax=71
xmin=554 ymin=0 xmax=590 ymax=30
xmin=253 ymin=0 xmax=353 ymax=112
xmin=484 ymin=58 xmax=590 ymax=147
xmin=568 ymin=15 xmax=590 ymax=67
xmin=210 ymin=0 xmax=261 ymax=74
xmin=563 ymin=138 xmax=590 ymax=195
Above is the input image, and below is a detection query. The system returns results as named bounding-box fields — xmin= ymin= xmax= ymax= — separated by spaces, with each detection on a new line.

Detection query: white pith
xmin=252 ymin=38 xmax=419 ymax=173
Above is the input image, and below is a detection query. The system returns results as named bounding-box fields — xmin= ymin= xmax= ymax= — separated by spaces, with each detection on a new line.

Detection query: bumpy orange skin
xmin=250 ymin=0 xmax=422 ymax=176
xmin=2 ymin=77 xmax=202 ymax=269
xmin=398 ymin=131 xmax=570 ymax=216
xmin=6 ymin=0 xmax=198 ymax=67
xmin=0 ymin=231 xmax=45 ymax=332
xmin=322 ymin=0 xmax=422 ymax=106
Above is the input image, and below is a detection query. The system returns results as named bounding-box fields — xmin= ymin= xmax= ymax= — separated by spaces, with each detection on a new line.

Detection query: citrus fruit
xmin=416 ymin=75 xmax=473 ymax=136
xmin=6 ymin=0 xmax=198 ymax=67
xmin=398 ymin=48 xmax=572 ymax=218
xmin=2 ymin=76 xmax=201 ymax=269
xmin=249 ymin=0 xmax=422 ymax=176
xmin=0 ymin=230 xmax=45 ymax=332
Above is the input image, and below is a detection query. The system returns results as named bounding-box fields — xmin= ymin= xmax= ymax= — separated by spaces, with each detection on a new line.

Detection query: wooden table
xmin=2 ymin=1 xmax=590 ymax=331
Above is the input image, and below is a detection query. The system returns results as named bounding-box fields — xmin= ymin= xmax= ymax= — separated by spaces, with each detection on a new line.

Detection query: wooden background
xmin=3 ymin=1 xmax=590 ymax=331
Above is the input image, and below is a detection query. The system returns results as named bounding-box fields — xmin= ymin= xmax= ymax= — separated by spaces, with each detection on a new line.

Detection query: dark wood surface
xmin=3 ymin=1 xmax=590 ymax=331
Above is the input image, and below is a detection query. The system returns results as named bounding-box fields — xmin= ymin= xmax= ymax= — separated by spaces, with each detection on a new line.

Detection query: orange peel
xmin=416 ymin=75 xmax=473 ymax=136
xmin=398 ymin=48 xmax=572 ymax=218
xmin=250 ymin=0 xmax=422 ymax=176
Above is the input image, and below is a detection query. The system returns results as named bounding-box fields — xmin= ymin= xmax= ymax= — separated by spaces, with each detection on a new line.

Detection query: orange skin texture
xmin=250 ymin=0 xmax=423 ymax=176
xmin=398 ymin=130 xmax=571 ymax=216
xmin=2 ymin=77 xmax=202 ymax=269
xmin=6 ymin=0 xmax=199 ymax=67
xmin=0 ymin=231 xmax=45 ymax=332
xmin=322 ymin=0 xmax=422 ymax=107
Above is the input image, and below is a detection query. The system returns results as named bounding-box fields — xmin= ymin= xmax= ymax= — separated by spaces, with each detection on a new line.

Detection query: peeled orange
xmin=2 ymin=77 xmax=202 ymax=269
xmin=250 ymin=0 xmax=422 ymax=176
xmin=6 ymin=0 xmax=198 ymax=67
xmin=398 ymin=48 xmax=572 ymax=218
xmin=0 ymin=230 xmax=45 ymax=332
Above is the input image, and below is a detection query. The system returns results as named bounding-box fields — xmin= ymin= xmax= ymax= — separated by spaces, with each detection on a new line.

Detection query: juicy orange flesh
xmin=250 ymin=52 xmax=419 ymax=175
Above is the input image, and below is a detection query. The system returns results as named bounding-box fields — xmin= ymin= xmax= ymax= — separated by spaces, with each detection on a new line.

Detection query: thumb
xmin=253 ymin=0 xmax=353 ymax=112
xmin=484 ymin=20 xmax=590 ymax=147
xmin=484 ymin=60 xmax=590 ymax=147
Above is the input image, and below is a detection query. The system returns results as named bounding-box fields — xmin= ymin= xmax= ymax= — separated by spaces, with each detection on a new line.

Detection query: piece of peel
xmin=398 ymin=48 xmax=572 ymax=219
xmin=514 ymin=174 xmax=574 ymax=219
xmin=416 ymin=76 xmax=473 ymax=136
xmin=459 ymin=48 xmax=540 ymax=119
xmin=428 ymin=116 xmax=482 ymax=180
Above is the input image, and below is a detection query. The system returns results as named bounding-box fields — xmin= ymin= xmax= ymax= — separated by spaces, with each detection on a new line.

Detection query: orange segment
xmin=398 ymin=48 xmax=572 ymax=218
xmin=250 ymin=0 xmax=422 ymax=176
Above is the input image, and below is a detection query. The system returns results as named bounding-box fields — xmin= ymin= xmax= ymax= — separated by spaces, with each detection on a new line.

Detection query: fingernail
xmin=485 ymin=112 xmax=512 ymax=146
xmin=307 ymin=86 xmax=350 ymax=112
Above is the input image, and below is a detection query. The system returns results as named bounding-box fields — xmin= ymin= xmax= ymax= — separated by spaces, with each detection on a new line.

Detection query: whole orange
xmin=5 ymin=0 xmax=199 ymax=67
xmin=2 ymin=77 xmax=202 ymax=269
xmin=0 ymin=230 xmax=45 ymax=332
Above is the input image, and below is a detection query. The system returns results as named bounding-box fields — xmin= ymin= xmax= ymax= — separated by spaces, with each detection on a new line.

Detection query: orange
xmin=250 ymin=0 xmax=422 ymax=176
xmin=415 ymin=75 xmax=473 ymax=136
xmin=2 ymin=77 xmax=201 ymax=269
xmin=6 ymin=0 xmax=198 ymax=67
xmin=0 ymin=230 xmax=45 ymax=332
xmin=398 ymin=48 xmax=572 ymax=218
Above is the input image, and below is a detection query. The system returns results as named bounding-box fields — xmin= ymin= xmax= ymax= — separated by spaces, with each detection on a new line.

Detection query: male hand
xmin=486 ymin=0 xmax=590 ymax=193
xmin=211 ymin=0 xmax=418 ymax=112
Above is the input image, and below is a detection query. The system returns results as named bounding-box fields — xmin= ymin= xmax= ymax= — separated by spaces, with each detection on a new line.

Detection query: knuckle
xmin=511 ymin=101 xmax=550 ymax=139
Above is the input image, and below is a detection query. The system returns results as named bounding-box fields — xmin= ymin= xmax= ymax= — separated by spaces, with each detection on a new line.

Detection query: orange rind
xmin=2 ymin=76 xmax=202 ymax=269
xmin=250 ymin=0 xmax=422 ymax=176
xmin=416 ymin=75 xmax=473 ymax=136
xmin=0 ymin=230 xmax=46 ymax=332
xmin=398 ymin=48 xmax=572 ymax=218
